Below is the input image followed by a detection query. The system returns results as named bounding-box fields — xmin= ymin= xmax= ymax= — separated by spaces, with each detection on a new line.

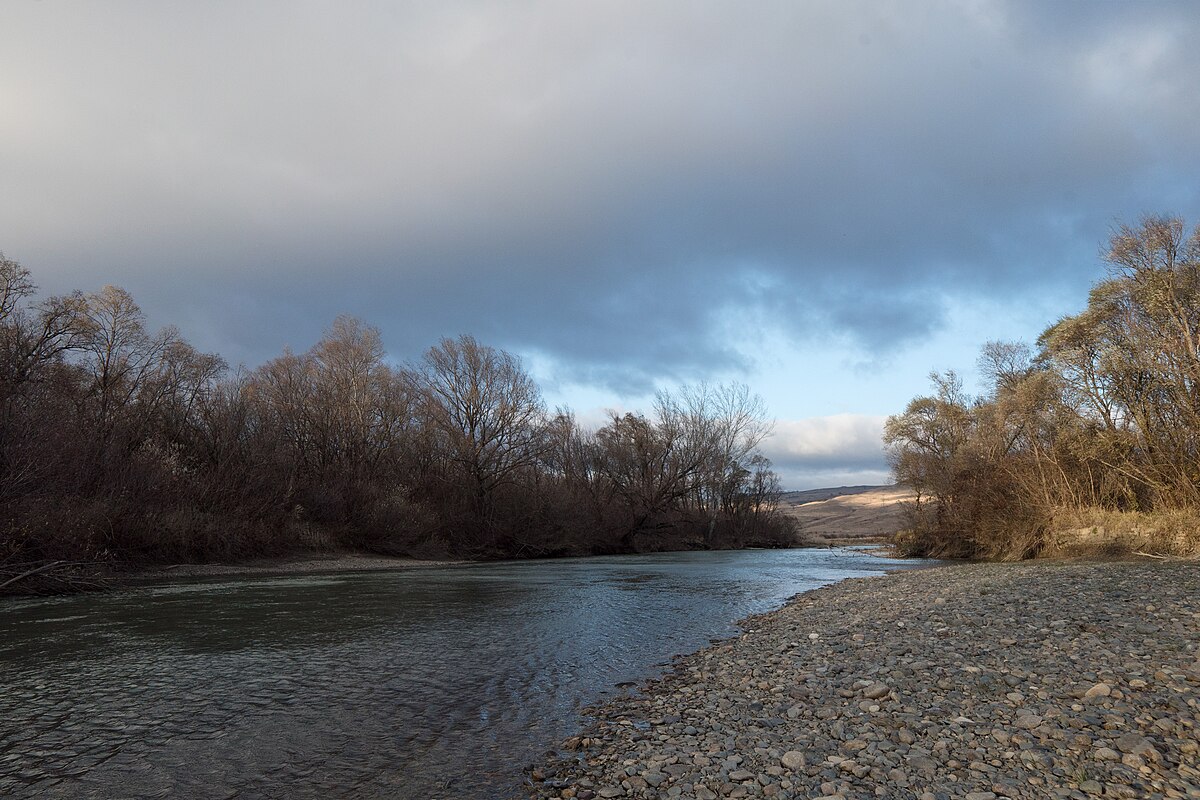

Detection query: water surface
xmin=0 ymin=548 xmax=928 ymax=798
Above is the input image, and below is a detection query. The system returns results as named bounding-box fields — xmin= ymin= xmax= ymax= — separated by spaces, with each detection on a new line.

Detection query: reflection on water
xmin=0 ymin=548 xmax=929 ymax=798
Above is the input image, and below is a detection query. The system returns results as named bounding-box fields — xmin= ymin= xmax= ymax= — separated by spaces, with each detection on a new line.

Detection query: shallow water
xmin=0 ymin=548 xmax=929 ymax=799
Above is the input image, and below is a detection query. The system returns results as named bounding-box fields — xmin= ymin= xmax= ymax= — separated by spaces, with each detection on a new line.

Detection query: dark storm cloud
xmin=2 ymin=1 xmax=1198 ymax=389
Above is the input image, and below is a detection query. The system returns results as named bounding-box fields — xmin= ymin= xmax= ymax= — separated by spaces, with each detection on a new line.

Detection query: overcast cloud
xmin=761 ymin=415 xmax=892 ymax=489
xmin=3 ymin=1 xmax=1198 ymax=487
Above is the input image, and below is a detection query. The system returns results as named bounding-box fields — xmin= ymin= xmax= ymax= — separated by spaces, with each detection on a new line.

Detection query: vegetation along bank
xmin=0 ymin=252 xmax=794 ymax=593
xmin=885 ymin=216 xmax=1200 ymax=561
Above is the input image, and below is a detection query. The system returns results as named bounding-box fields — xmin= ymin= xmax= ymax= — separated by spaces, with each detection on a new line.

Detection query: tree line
xmin=884 ymin=215 xmax=1200 ymax=559
xmin=0 ymin=254 xmax=794 ymax=577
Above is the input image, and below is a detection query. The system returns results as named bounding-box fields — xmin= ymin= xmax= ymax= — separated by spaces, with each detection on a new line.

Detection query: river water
xmin=0 ymin=548 xmax=927 ymax=799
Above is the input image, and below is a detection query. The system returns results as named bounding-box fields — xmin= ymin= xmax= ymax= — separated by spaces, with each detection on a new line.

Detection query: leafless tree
xmin=415 ymin=335 xmax=547 ymax=548
xmin=0 ymin=254 xmax=796 ymax=581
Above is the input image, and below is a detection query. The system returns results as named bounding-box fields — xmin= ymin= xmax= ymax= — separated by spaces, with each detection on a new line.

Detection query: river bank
xmin=2 ymin=485 xmax=905 ymax=598
xmin=120 ymin=552 xmax=466 ymax=582
xmin=6 ymin=542 xmax=857 ymax=597
xmin=0 ymin=552 xmax=470 ymax=596
xmin=530 ymin=560 xmax=1199 ymax=800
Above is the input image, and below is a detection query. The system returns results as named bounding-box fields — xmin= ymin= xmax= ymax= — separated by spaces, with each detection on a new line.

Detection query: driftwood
xmin=0 ymin=560 xmax=106 ymax=593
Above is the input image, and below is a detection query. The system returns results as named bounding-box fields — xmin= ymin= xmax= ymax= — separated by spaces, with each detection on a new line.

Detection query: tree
xmin=1040 ymin=215 xmax=1200 ymax=506
xmin=681 ymin=382 xmax=773 ymax=521
xmin=0 ymin=254 xmax=34 ymax=322
xmin=589 ymin=382 xmax=780 ymax=548
xmin=76 ymin=286 xmax=181 ymax=459
xmin=0 ymin=256 xmax=90 ymax=501
xmin=0 ymin=255 xmax=87 ymax=394
xmin=416 ymin=335 xmax=547 ymax=547
xmin=251 ymin=316 xmax=417 ymax=531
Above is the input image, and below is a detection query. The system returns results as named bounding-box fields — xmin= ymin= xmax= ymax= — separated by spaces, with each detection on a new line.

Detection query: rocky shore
xmin=530 ymin=561 xmax=1199 ymax=800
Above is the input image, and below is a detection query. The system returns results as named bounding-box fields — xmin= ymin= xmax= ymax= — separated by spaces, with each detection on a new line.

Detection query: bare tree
xmin=0 ymin=254 xmax=35 ymax=323
xmin=0 ymin=256 xmax=88 ymax=393
xmin=0 ymin=254 xmax=799 ymax=577
xmin=416 ymin=335 xmax=547 ymax=544
xmin=589 ymin=382 xmax=780 ymax=548
xmin=76 ymin=286 xmax=181 ymax=453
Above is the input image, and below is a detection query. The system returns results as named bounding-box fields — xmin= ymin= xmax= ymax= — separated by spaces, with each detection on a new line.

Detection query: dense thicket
xmin=885 ymin=216 xmax=1200 ymax=559
xmin=0 ymin=255 xmax=793 ymax=579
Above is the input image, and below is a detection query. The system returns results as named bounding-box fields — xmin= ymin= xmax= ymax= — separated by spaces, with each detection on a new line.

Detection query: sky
xmin=2 ymin=1 xmax=1199 ymax=489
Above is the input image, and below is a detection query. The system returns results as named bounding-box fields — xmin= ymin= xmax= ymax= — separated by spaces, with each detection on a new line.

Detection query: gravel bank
xmin=531 ymin=561 xmax=1199 ymax=800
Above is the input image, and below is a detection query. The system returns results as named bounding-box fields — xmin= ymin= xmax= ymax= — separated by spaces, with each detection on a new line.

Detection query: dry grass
xmin=1046 ymin=507 xmax=1200 ymax=559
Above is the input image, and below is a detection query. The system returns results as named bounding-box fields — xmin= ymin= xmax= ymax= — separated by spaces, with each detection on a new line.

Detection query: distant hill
xmin=781 ymin=485 xmax=914 ymax=544
xmin=779 ymin=485 xmax=886 ymax=507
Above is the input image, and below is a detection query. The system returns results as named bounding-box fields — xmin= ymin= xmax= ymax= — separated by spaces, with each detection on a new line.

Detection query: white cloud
xmin=763 ymin=414 xmax=888 ymax=462
xmin=761 ymin=415 xmax=892 ymax=490
xmin=775 ymin=467 xmax=894 ymax=492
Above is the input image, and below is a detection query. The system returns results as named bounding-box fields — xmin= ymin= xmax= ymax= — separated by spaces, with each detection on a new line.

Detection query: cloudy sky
xmin=3 ymin=1 xmax=1198 ymax=488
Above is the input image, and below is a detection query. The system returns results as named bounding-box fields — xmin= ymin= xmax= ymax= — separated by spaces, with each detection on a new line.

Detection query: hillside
xmin=778 ymin=485 xmax=884 ymax=506
xmin=782 ymin=484 xmax=913 ymax=544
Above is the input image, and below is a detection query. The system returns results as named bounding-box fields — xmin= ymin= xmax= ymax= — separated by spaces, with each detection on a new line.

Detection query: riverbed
xmin=0 ymin=548 xmax=928 ymax=799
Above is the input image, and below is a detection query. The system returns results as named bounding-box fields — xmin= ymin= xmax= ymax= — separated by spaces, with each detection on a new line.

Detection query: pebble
xmin=862 ymin=683 xmax=890 ymax=700
xmin=780 ymin=751 xmax=805 ymax=770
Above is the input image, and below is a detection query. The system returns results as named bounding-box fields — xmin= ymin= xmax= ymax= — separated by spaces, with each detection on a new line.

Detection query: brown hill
xmin=783 ymin=484 xmax=914 ymax=544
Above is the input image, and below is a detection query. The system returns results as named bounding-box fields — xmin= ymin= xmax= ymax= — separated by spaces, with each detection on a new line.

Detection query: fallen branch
xmin=0 ymin=560 xmax=69 ymax=591
xmin=1132 ymin=550 xmax=1169 ymax=560
xmin=0 ymin=560 xmax=101 ymax=592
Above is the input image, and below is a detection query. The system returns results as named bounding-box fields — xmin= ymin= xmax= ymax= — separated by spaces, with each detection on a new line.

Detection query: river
xmin=0 ymin=548 xmax=929 ymax=799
